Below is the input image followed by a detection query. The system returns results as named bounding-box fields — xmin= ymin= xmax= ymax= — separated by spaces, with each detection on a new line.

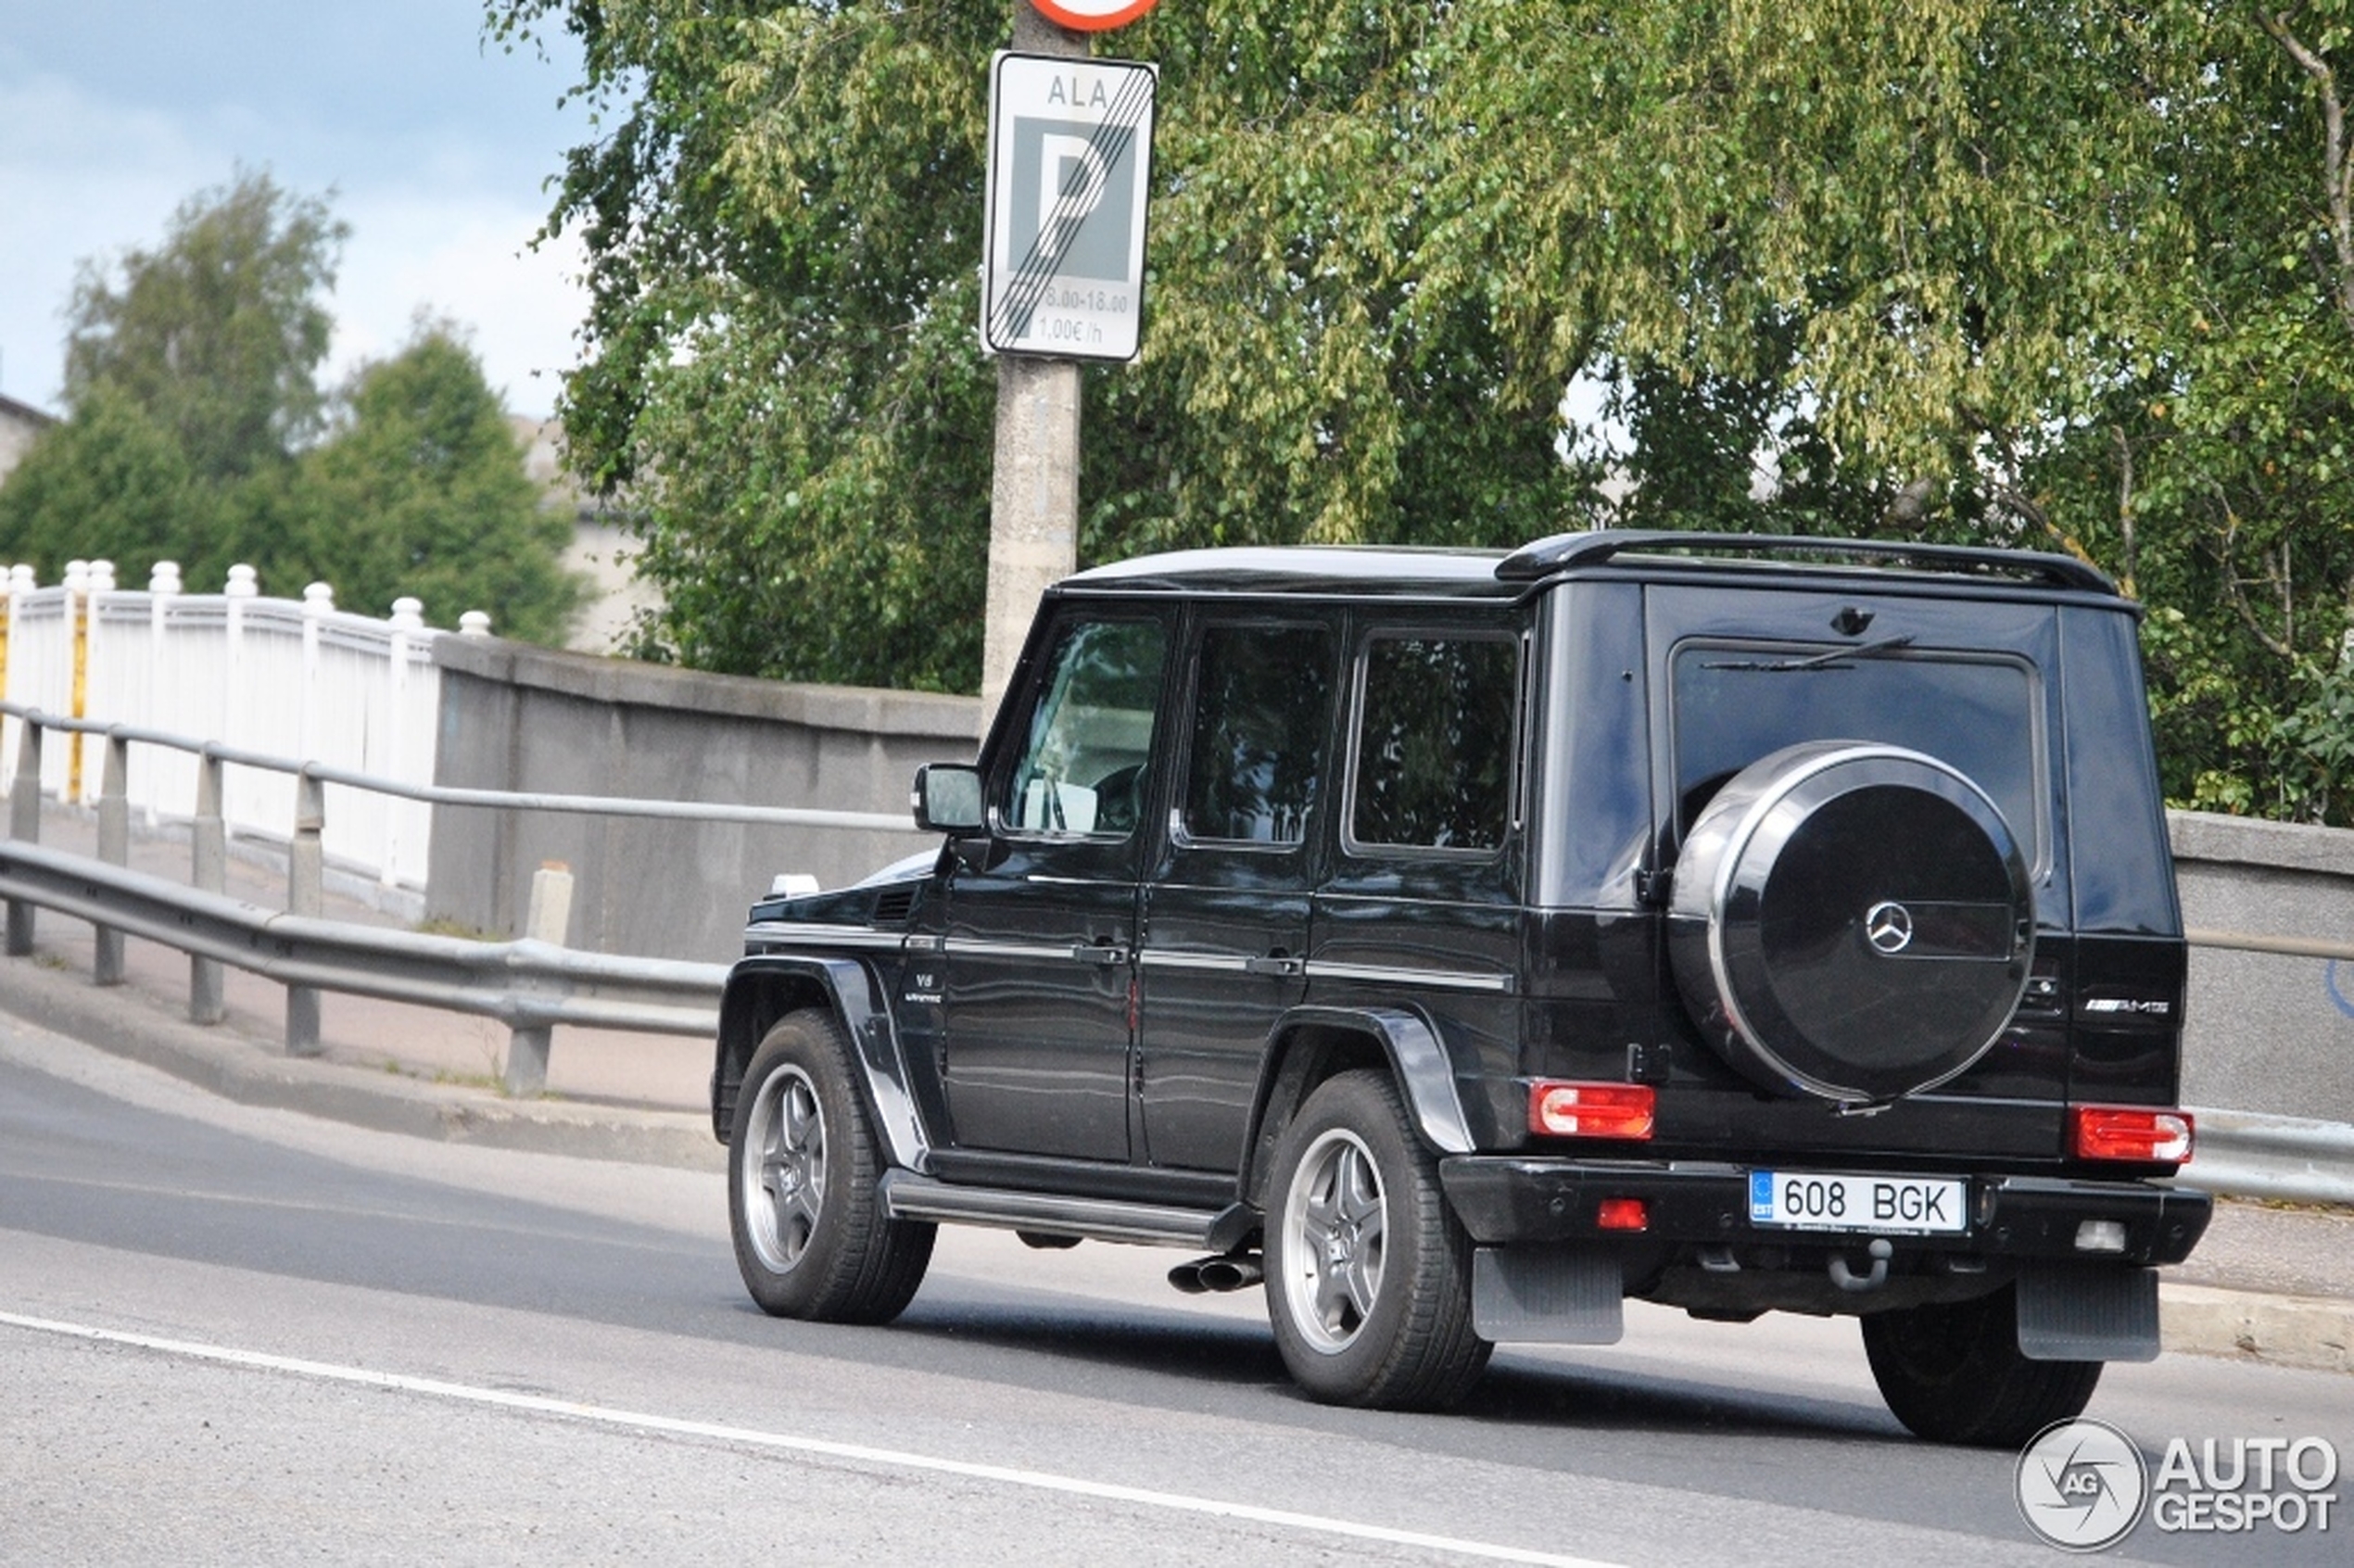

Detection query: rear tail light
xmin=2070 ymin=1105 xmax=2194 ymax=1164
xmin=1529 ymin=1081 xmax=1655 ymax=1140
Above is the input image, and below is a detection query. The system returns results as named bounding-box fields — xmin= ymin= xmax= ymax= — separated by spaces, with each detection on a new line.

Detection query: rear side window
xmin=1350 ymin=635 xmax=1517 ymax=853
xmin=1182 ymin=625 xmax=1333 ymax=845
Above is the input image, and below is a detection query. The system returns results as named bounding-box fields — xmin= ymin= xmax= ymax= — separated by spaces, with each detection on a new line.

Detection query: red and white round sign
xmin=1031 ymin=0 xmax=1160 ymax=32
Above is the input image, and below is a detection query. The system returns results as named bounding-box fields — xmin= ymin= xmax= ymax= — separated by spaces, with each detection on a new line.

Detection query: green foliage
xmin=492 ymin=0 xmax=1577 ymax=690
xmin=500 ymin=0 xmax=2354 ymax=820
xmin=0 ymin=383 xmax=211 ymax=575
xmin=65 ymin=170 xmax=345 ymax=482
xmin=1561 ymin=344 xmax=1927 ymax=540
xmin=2003 ymin=2 xmax=2354 ymax=824
xmin=1 ymin=176 xmax=581 ymax=641
xmin=297 ymin=323 xmax=581 ymax=644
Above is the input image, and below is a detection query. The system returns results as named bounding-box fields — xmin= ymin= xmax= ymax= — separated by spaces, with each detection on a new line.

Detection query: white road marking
xmin=1 ymin=1309 xmax=1632 ymax=1567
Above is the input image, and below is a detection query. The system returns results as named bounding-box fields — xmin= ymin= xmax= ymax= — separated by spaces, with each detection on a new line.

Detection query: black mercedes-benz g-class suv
xmin=711 ymin=529 xmax=2209 ymax=1446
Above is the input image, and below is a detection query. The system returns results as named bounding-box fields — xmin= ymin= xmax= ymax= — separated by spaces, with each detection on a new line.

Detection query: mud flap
xmin=2015 ymin=1265 xmax=2160 ymax=1362
xmin=1472 ymin=1246 xmax=1624 ymax=1344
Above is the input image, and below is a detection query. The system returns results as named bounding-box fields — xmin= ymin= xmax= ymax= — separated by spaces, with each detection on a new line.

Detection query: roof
xmin=1063 ymin=545 xmax=1517 ymax=599
xmin=1057 ymin=531 xmax=2121 ymax=603
xmin=1498 ymin=530 xmax=2120 ymax=596
xmin=0 ymin=392 xmax=58 ymax=431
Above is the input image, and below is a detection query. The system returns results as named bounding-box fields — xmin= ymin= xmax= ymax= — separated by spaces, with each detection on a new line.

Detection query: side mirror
xmin=911 ymin=763 xmax=985 ymax=835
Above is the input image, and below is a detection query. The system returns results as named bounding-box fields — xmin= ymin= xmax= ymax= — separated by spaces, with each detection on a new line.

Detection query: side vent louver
xmin=871 ymin=886 xmax=917 ymax=927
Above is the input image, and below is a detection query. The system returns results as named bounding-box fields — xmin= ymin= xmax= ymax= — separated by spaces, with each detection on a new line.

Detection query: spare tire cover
xmin=1667 ymin=740 xmax=2033 ymax=1102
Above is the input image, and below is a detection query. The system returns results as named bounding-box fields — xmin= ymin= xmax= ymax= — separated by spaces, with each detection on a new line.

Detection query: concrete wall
xmin=2170 ymin=812 xmax=2354 ymax=1125
xmin=426 ymin=638 xmax=981 ymax=963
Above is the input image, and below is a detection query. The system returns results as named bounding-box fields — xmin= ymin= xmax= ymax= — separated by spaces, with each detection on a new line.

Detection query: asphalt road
xmin=1 ymin=1018 xmax=2345 ymax=1567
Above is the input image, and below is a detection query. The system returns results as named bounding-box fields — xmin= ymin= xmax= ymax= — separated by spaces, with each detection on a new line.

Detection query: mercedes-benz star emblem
xmin=1865 ymin=901 xmax=1916 ymax=955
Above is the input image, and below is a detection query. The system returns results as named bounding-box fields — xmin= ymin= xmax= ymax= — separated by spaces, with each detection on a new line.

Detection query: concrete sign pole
xmin=981 ymin=5 xmax=1089 ymax=732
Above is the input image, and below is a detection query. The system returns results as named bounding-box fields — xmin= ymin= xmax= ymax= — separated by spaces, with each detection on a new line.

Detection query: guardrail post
xmin=94 ymin=731 xmax=130 ymax=984
xmin=503 ymin=861 xmax=574 ymax=1096
xmin=5 ymin=714 xmax=41 ymax=955
xmin=285 ymin=769 xmax=325 ymax=1056
xmin=190 ymin=750 xmax=226 ymax=1023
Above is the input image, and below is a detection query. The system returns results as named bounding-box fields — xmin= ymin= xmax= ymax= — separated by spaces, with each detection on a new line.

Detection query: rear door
xmin=1135 ymin=617 xmax=1339 ymax=1172
xmin=1310 ymin=624 xmax=1527 ymax=1138
xmin=1646 ymin=583 xmax=2073 ymax=1153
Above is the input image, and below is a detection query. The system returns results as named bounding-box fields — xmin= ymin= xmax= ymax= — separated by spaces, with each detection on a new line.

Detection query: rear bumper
xmin=1438 ymin=1157 xmax=2211 ymax=1266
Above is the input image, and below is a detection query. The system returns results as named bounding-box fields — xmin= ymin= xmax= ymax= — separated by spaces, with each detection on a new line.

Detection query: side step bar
xmin=880 ymin=1170 xmax=1255 ymax=1251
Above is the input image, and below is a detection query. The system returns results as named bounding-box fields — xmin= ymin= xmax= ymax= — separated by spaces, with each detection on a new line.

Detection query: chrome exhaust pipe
xmin=1196 ymin=1255 xmax=1263 ymax=1292
xmin=1169 ymin=1253 xmax=1264 ymax=1295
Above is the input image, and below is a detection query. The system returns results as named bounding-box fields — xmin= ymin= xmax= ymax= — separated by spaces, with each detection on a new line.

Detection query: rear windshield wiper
xmin=1702 ymin=634 xmax=1917 ymax=673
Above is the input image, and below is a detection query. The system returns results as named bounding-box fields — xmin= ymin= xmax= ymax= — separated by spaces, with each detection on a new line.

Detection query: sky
xmin=0 ymin=1 xmax=593 ymax=420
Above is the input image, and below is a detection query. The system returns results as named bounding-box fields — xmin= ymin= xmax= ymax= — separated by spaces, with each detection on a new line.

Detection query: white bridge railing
xmin=0 ymin=559 xmax=481 ymax=892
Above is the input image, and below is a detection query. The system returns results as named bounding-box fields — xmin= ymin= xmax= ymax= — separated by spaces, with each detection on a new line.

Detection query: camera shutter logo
xmin=2017 ymin=1418 xmax=2149 ymax=1551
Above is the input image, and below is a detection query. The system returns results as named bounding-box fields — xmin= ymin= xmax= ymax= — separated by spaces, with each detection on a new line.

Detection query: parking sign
xmin=981 ymin=52 xmax=1157 ymax=360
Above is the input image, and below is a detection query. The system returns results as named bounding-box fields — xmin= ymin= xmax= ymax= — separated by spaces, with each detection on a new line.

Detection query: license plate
xmin=1748 ymin=1170 xmax=1968 ymax=1234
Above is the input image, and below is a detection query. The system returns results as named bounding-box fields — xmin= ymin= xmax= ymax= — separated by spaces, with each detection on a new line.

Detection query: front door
xmin=939 ymin=613 xmax=1168 ymax=1161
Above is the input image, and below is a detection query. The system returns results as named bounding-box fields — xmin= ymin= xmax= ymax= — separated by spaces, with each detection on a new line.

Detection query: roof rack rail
xmin=1495 ymin=529 xmax=2120 ymax=597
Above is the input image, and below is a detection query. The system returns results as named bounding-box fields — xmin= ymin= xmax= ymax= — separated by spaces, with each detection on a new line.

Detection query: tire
xmin=1264 ymin=1070 xmax=1491 ymax=1410
xmin=1667 ymin=740 xmax=2033 ymax=1102
xmin=1862 ymin=1285 xmax=2102 ymax=1447
xmin=728 ymin=1011 xmax=934 ymax=1324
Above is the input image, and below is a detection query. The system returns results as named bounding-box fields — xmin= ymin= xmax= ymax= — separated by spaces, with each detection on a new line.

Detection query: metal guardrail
xmin=0 ymin=840 xmax=723 ymax=1032
xmin=2 ymin=702 xmax=2349 ymax=1200
xmin=0 ymin=701 xmax=910 ymax=1093
xmin=2185 ymin=927 xmax=2354 ymax=962
xmin=2177 ymin=1111 xmax=2354 ymax=1208
xmin=2173 ymin=930 xmax=2354 ymax=1203
xmin=0 ymin=701 xmax=921 ymax=834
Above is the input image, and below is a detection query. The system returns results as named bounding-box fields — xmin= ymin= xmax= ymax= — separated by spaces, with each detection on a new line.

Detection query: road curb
xmin=2161 ymin=1282 xmax=2354 ymax=1375
xmin=0 ymin=950 xmax=723 ymax=1172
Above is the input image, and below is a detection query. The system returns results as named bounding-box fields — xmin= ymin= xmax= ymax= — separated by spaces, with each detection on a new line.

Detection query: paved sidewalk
xmin=2 ymin=805 xmax=2347 ymax=1374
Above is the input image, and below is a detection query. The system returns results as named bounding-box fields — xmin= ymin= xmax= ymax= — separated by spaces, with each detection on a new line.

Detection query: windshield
xmin=1669 ymin=641 xmax=2044 ymax=863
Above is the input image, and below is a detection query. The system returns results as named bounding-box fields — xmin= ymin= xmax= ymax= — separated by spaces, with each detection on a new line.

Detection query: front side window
xmin=1004 ymin=618 xmax=1166 ymax=837
xmin=1350 ymin=635 xmax=1517 ymax=852
xmin=1181 ymin=625 xmax=1333 ymax=846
